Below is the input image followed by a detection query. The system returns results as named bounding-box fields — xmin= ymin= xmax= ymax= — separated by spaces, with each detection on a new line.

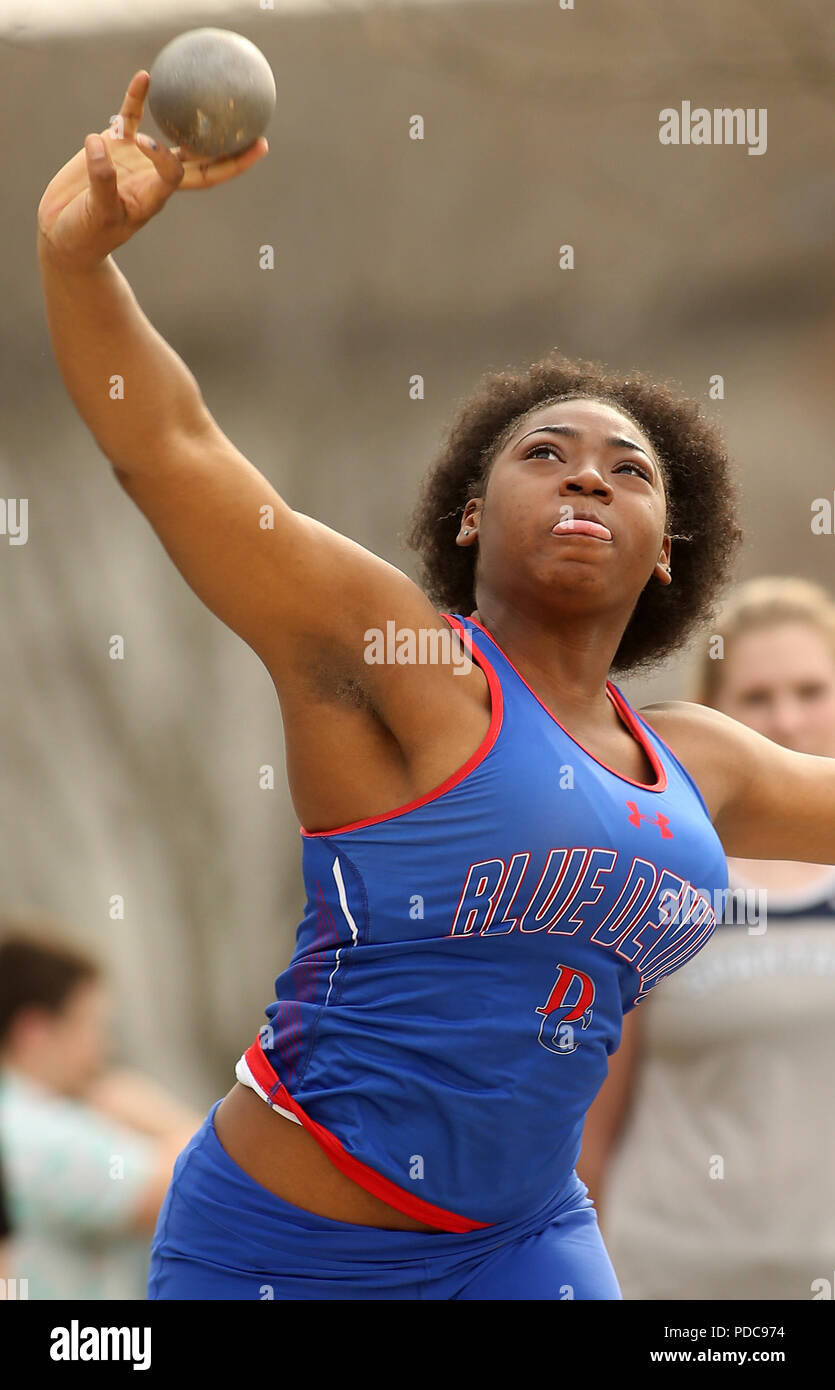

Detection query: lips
xmin=551 ymin=517 xmax=613 ymax=542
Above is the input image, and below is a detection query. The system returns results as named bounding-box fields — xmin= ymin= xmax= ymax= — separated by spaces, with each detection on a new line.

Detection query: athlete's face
xmin=714 ymin=623 xmax=835 ymax=758
xmin=457 ymin=398 xmax=671 ymax=614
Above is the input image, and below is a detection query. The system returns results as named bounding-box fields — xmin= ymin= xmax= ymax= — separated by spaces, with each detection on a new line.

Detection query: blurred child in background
xmin=0 ymin=1150 xmax=10 ymax=1288
xmin=0 ymin=920 xmax=202 ymax=1298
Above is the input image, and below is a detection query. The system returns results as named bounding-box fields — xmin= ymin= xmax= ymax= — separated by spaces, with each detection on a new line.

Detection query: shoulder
xmin=637 ymin=698 xmax=740 ymax=738
xmin=638 ymin=697 xmax=741 ymax=737
xmin=638 ymin=698 xmax=761 ymax=767
xmin=1 ymin=1078 xmax=148 ymax=1162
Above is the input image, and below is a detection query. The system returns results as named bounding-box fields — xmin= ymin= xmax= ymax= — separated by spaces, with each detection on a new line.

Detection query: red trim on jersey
xmin=605 ymin=684 xmax=667 ymax=792
xmin=242 ymin=1039 xmax=491 ymax=1233
xmin=464 ymin=615 xmax=667 ymax=794
xmin=300 ymin=613 xmax=503 ymax=838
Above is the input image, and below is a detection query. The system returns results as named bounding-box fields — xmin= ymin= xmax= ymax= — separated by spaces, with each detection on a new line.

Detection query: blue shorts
xmin=147 ymin=1100 xmax=622 ymax=1300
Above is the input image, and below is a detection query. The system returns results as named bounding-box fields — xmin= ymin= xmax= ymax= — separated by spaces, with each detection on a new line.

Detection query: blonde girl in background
xmin=578 ymin=576 xmax=835 ymax=1300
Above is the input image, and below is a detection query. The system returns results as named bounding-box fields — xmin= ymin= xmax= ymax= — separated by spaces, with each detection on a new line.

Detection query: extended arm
xmin=37 ymin=72 xmax=449 ymax=693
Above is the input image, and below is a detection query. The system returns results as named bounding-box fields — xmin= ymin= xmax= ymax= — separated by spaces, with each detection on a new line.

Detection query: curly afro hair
xmin=405 ymin=349 xmax=744 ymax=677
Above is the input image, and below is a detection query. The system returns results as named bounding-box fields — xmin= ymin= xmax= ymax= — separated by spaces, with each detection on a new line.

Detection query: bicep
xmin=113 ymin=420 xmax=441 ymax=681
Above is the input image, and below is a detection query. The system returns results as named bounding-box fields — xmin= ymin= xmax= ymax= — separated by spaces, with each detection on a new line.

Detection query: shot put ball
xmin=148 ymin=28 xmax=276 ymax=161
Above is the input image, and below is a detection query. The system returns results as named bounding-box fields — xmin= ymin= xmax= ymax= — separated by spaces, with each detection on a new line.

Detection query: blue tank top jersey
xmin=240 ymin=614 xmax=729 ymax=1230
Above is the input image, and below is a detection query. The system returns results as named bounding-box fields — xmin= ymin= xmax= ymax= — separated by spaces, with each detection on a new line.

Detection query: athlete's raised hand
xmin=37 ymin=70 xmax=269 ymax=272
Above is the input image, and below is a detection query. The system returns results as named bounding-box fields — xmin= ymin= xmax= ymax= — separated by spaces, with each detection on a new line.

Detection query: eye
xmin=615 ymin=461 xmax=652 ymax=481
xmin=522 ymin=444 xmax=653 ymax=481
xmin=524 ymin=443 xmax=560 ymax=460
xmin=797 ymin=682 xmax=828 ymax=701
xmin=741 ymin=689 xmax=770 ymax=706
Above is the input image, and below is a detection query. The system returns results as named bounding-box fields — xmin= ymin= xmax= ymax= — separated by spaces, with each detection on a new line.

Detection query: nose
xmin=559 ymin=464 xmax=613 ymax=500
xmin=760 ymin=695 xmax=809 ymax=750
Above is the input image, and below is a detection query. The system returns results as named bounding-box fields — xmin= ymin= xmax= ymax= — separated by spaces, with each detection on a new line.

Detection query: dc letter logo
xmin=535 ymin=964 xmax=595 ymax=1055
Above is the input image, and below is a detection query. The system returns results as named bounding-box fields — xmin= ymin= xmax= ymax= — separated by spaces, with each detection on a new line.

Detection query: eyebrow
xmin=513 ymin=423 xmax=655 ymax=466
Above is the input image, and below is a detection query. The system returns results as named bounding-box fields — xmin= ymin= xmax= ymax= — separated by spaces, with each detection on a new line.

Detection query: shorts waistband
xmin=172 ymin=1100 xmax=593 ymax=1266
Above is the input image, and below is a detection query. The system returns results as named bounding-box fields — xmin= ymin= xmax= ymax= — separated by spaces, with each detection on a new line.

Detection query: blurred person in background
xmin=0 ymin=921 xmax=202 ymax=1299
xmin=0 ymin=1151 xmax=10 ymax=1287
xmin=578 ymin=576 xmax=835 ymax=1299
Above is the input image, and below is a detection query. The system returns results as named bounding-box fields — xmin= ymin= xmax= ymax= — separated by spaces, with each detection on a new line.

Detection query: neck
xmin=469 ymin=598 xmax=622 ymax=712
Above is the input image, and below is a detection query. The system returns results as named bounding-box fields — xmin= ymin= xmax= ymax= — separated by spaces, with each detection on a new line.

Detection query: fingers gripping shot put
xmin=37 ymin=70 xmax=268 ymax=277
xmin=37 ymin=66 xmax=835 ymax=1301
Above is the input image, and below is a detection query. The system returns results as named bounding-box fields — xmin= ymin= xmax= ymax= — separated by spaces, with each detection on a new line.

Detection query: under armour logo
xmin=626 ymin=801 xmax=673 ymax=838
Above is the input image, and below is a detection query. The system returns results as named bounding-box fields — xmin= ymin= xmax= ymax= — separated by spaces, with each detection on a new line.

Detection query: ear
xmin=456 ymin=497 xmax=483 ymax=546
xmin=653 ymin=533 xmax=672 ymax=585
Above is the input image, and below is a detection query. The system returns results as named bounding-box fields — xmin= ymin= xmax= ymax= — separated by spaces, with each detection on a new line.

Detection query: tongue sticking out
xmin=552 ymin=518 xmax=612 ymax=541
